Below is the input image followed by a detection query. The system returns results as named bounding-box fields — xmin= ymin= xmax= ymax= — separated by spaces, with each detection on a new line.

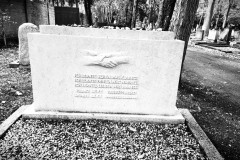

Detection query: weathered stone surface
xmin=18 ymin=23 xmax=38 ymax=65
xmin=39 ymin=25 xmax=175 ymax=40
xmin=28 ymin=32 xmax=184 ymax=116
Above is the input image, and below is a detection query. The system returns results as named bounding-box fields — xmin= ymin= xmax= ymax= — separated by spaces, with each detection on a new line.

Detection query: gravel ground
xmin=0 ymin=119 xmax=207 ymax=160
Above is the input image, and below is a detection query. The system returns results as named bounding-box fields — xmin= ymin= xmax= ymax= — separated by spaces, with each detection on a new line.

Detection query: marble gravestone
xmin=23 ymin=28 xmax=185 ymax=123
xmin=18 ymin=23 xmax=38 ymax=65
xmin=208 ymin=29 xmax=219 ymax=41
xmin=39 ymin=25 xmax=175 ymax=40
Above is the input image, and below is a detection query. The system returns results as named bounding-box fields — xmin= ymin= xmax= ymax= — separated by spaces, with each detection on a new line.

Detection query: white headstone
xmin=195 ymin=29 xmax=204 ymax=40
xmin=27 ymin=32 xmax=184 ymax=117
xmin=18 ymin=23 xmax=38 ymax=65
xmin=39 ymin=25 xmax=175 ymax=40
xmin=208 ymin=29 xmax=219 ymax=41
xmin=219 ymin=28 xmax=230 ymax=41
xmin=233 ymin=30 xmax=240 ymax=42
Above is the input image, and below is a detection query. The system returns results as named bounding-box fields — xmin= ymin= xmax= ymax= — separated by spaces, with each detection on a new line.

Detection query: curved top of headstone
xmin=18 ymin=23 xmax=39 ymax=66
xmin=19 ymin=23 xmax=38 ymax=35
xmin=18 ymin=23 xmax=39 ymax=40
xmin=39 ymin=25 xmax=175 ymax=40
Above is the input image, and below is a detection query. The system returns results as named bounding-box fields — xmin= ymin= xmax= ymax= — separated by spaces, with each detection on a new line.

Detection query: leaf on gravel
xmin=128 ymin=126 xmax=137 ymax=132
xmin=83 ymin=138 xmax=90 ymax=143
xmin=15 ymin=91 xmax=23 ymax=96
xmin=137 ymin=154 xmax=145 ymax=159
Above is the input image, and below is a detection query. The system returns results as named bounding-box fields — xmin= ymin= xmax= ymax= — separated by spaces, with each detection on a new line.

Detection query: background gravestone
xmin=39 ymin=25 xmax=175 ymax=40
xmin=232 ymin=30 xmax=240 ymax=42
xmin=18 ymin=23 xmax=38 ymax=65
xmin=219 ymin=28 xmax=230 ymax=41
xmin=208 ymin=29 xmax=219 ymax=41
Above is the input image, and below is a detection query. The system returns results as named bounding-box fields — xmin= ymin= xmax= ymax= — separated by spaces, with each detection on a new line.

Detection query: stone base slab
xmin=22 ymin=106 xmax=185 ymax=124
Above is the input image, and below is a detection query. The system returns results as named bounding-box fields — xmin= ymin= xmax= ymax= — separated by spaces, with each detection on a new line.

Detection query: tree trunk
xmin=84 ymin=0 xmax=92 ymax=26
xmin=125 ymin=3 xmax=129 ymax=25
xmin=156 ymin=0 xmax=176 ymax=30
xmin=128 ymin=0 xmax=134 ymax=27
xmin=148 ymin=0 xmax=153 ymax=25
xmin=162 ymin=0 xmax=176 ymax=31
xmin=75 ymin=0 xmax=79 ymax=8
xmin=169 ymin=0 xmax=200 ymax=79
xmin=147 ymin=0 xmax=155 ymax=29
xmin=131 ymin=0 xmax=138 ymax=28
xmin=214 ymin=0 xmax=221 ymax=29
xmin=24 ymin=0 xmax=28 ymax=22
xmin=69 ymin=0 xmax=73 ymax=7
xmin=3 ymin=31 xmax=6 ymax=46
xmin=88 ymin=0 xmax=93 ymax=25
xmin=202 ymin=0 xmax=216 ymax=36
xmin=215 ymin=14 xmax=220 ymax=29
xmin=60 ymin=0 xmax=64 ymax=7
xmin=83 ymin=0 xmax=88 ymax=25
xmin=226 ymin=26 xmax=232 ymax=45
xmin=222 ymin=0 xmax=232 ymax=28
xmin=155 ymin=0 xmax=164 ymax=28
xmin=47 ymin=1 xmax=50 ymax=25
xmin=198 ymin=10 xmax=204 ymax=26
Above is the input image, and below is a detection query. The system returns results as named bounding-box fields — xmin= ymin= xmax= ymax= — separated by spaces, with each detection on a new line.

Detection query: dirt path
xmin=184 ymin=47 xmax=240 ymax=107
xmin=180 ymin=46 xmax=240 ymax=160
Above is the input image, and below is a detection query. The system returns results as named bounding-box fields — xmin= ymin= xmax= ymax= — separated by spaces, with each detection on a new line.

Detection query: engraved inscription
xmin=75 ymin=74 xmax=138 ymax=99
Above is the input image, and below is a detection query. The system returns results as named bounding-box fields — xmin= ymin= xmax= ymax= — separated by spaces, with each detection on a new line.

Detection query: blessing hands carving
xmin=82 ymin=50 xmax=130 ymax=68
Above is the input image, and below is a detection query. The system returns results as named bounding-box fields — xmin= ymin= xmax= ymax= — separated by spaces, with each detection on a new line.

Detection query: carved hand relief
xmin=81 ymin=50 xmax=130 ymax=68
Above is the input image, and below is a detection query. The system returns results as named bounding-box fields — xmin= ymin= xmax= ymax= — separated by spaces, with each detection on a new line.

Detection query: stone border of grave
xmin=0 ymin=105 xmax=29 ymax=138
xmin=195 ymin=42 xmax=232 ymax=53
xmin=180 ymin=109 xmax=224 ymax=160
xmin=0 ymin=106 xmax=224 ymax=160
